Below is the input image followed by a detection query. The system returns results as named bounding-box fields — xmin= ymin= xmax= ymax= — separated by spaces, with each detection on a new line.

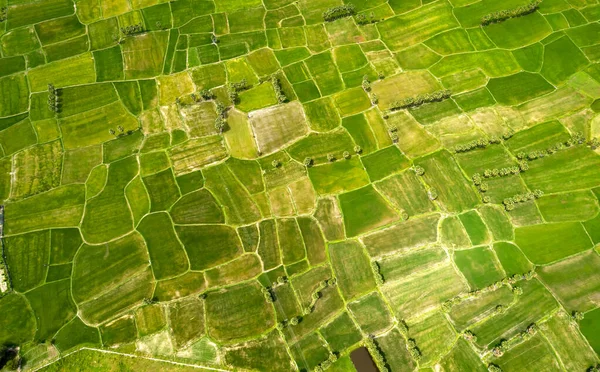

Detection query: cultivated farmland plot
xmin=0 ymin=0 xmax=600 ymax=371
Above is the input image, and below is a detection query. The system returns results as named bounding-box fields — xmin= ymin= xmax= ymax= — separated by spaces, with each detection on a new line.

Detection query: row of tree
xmin=389 ymin=90 xmax=452 ymax=111
xmin=271 ymin=76 xmax=287 ymax=104
xmin=481 ymin=0 xmax=541 ymax=26
xmin=364 ymin=338 xmax=391 ymax=371
xmin=323 ymin=4 xmax=355 ymax=22
xmin=503 ymin=190 xmax=543 ymax=210
xmin=0 ymin=7 xmax=6 ymax=22
xmin=313 ymin=353 xmax=338 ymax=371
xmin=442 ymin=271 xmax=536 ymax=312
xmin=120 ymin=23 xmax=144 ymax=36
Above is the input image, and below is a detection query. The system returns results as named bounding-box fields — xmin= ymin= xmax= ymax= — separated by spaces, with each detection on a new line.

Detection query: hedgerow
xmin=323 ymin=4 xmax=355 ymax=22
xmin=389 ymin=90 xmax=452 ymax=111
xmin=481 ymin=1 xmax=541 ymax=26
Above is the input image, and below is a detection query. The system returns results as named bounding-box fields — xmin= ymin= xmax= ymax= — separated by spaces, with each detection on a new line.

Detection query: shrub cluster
xmin=215 ymin=101 xmax=227 ymax=133
xmin=47 ymin=83 xmax=60 ymax=113
xmin=364 ymin=338 xmax=389 ymax=371
xmin=313 ymin=353 xmax=338 ymax=371
xmin=442 ymin=271 xmax=535 ymax=312
xmin=427 ymin=188 xmax=438 ymax=201
xmin=362 ymin=75 xmax=371 ymax=92
xmin=304 ymin=278 xmax=336 ymax=314
xmin=516 ymin=132 xmax=587 ymax=161
xmin=588 ymin=364 xmax=600 ymax=372
xmin=390 ymin=90 xmax=451 ymax=111
xmin=406 ymin=339 xmax=422 ymax=362
xmin=503 ymin=190 xmax=543 ymax=211
xmin=453 ymin=137 xmax=502 ymax=153
xmin=589 ymin=137 xmax=599 ymax=150
xmin=481 ymin=1 xmax=541 ymax=26
xmin=413 ymin=165 xmax=425 ymax=176
xmin=488 ymin=364 xmax=503 ymax=372
xmin=0 ymin=7 xmax=6 ymax=22
xmin=356 ymin=12 xmax=380 ymax=25
xmin=371 ymin=262 xmax=384 ymax=285
xmin=388 ymin=125 xmax=399 ymax=143
xmin=492 ymin=324 xmax=538 ymax=357
xmin=196 ymin=89 xmax=214 ymax=101
xmin=121 ymin=23 xmax=144 ymax=36
xmin=572 ymin=310 xmax=585 ymax=322
xmin=480 ymin=165 xmax=523 ymax=179
xmin=261 ymin=286 xmax=274 ymax=303
xmin=271 ymin=76 xmax=287 ymax=104
xmin=323 ymin=4 xmax=355 ymax=22
xmin=227 ymin=79 xmax=249 ymax=104
xmin=462 ymin=330 xmax=477 ymax=343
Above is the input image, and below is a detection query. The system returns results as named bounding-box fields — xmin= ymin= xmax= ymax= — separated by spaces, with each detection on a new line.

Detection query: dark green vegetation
xmin=1 ymin=0 xmax=599 ymax=370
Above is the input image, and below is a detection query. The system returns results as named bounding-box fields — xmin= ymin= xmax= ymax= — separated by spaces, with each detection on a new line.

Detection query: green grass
xmin=4 ymin=230 xmax=50 ymax=292
xmin=205 ymin=281 xmax=274 ymax=343
xmin=175 ymin=225 xmax=243 ymax=270
xmin=515 ymin=222 xmax=593 ymax=264
xmin=363 ymin=214 xmax=440 ymax=257
xmin=493 ymin=242 xmax=533 ymax=276
xmin=329 ymin=240 xmax=377 ymax=301
xmin=339 ymin=185 xmax=399 ymax=237
xmin=308 ymin=158 xmax=370 ymax=195
xmin=487 ymin=72 xmax=555 ymax=105
xmin=454 ymin=247 xmax=505 ymax=289
xmin=320 ymin=312 xmax=362 ymax=353
xmin=536 ymin=190 xmax=599 ymax=222
xmin=538 ymin=251 xmax=600 ymax=312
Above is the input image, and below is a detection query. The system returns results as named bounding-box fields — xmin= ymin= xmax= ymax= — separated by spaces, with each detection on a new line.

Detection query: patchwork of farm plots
xmin=0 ymin=0 xmax=600 ymax=370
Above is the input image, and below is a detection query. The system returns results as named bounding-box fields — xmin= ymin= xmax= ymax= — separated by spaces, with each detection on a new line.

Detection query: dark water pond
xmin=350 ymin=347 xmax=378 ymax=372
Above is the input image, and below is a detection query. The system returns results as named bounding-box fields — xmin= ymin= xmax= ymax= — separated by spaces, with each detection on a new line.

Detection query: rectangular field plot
xmin=490 ymin=333 xmax=562 ymax=372
xmin=537 ymin=251 xmax=600 ymax=312
xmin=542 ymin=313 xmax=599 ymax=371
xmin=329 ymin=240 xmax=376 ymax=301
xmin=382 ymin=263 xmax=467 ymax=318
xmin=415 ymin=150 xmax=479 ymax=212
xmin=378 ymin=246 xmax=448 ymax=283
xmin=514 ymin=222 xmax=593 ymax=264
xmin=472 ymin=279 xmax=558 ymax=348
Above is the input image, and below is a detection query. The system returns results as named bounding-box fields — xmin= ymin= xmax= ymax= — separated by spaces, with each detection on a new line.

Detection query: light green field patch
xmin=339 ymin=185 xmax=399 ymax=237
xmin=372 ymin=70 xmax=441 ymax=109
xmin=362 ymin=214 xmax=440 ymax=257
xmin=206 ymin=281 xmax=275 ymax=343
xmin=424 ymin=29 xmax=473 ymax=55
xmin=454 ymin=247 xmax=505 ymax=289
xmin=542 ymin=313 xmax=599 ymax=371
xmin=515 ymin=222 xmax=593 ymax=264
xmin=224 ymin=331 xmax=293 ymax=371
xmin=11 ymin=140 xmax=63 ymax=200
xmin=487 ymin=72 xmax=555 ymax=105
xmin=483 ymin=12 xmax=552 ymax=49
xmin=320 ymin=312 xmax=362 ymax=354
xmin=541 ymin=35 xmax=590 ymax=85
xmin=348 ymin=291 xmax=393 ymax=334
xmin=478 ymin=205 xmax=514 ymax=241
xmin=385 ymin=112 xmax=440 ymax=158
xmin=378 ymin=246 xmax=447 ymax=282
xmin=4 ymin=184 xmax=85 ymax=235
xmin=62 ymin=145 xmax=103 ymax=185
xmin=329 ymin=240 xmax=376 ymax=300
xmin=249 ymin=101 xmax=308 ymax=155
xmin=237 ymin=83 xmax=279 ymax=112
xmin=440 ymin=339 xmax=487 ymax=372
xmin=521 ymin=146 xmax=600 ymax=193
xmin=168 ymin=297 xmax=205 ymax=348
xmin=430 ymin=50 xmax=521 ymax=78
xmin=493 ymin=242 xmax=533 ymax=276
xmin=0 ymin=119 xmax=37 ymax=156
xmin=538 ymin=251 xmax=600 ymax=312
xmin=81 ymin=157 xmax=137 ymax=243
xmin=54 ymin=316 xmax=101 ymax=352
xmin=472 ymin=279 xmax=558 ymax=347
xmin=377 ymin=1 xmax=458 ymax=51
xmin=333 ymin=44 xmax=368 ymax=73
xmin=122 ymin=31 xmax=169 ymax=79
xmin=308 ymin=158 xmax=370 ymax=195
xmin=458 ymin=210 xmax=491 ymax=246
xmin=0 ymin=26 xmax=40 ymax=56
xmin=410 ymin=312 xmax=457 ymax=367
xmin=491 ymin=333 xmax=562 ymax=372
xmin=537 ymin=190 xmax=599 ymax=222
xmin=60 ymin=102 xmax=139 ymax=149
xmin=383 ymin=262 xmax=467 ymax=318
xmin=28 ymin=53 xmax=96 ymax=92
xmin=415 ymin=150 xmax=479 ymax=212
